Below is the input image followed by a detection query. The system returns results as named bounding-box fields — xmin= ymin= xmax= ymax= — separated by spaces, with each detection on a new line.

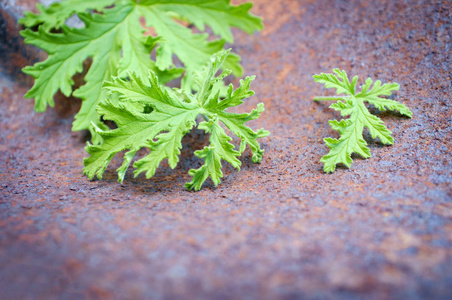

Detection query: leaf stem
xmin=313 ymin=96 xmax=347 ymax=101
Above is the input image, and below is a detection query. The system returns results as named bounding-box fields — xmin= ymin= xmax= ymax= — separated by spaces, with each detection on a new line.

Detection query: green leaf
xmin=216 ymin=104 xmax=269 ymax=163
xmin=185 ymin=115 xmax=241 ymax=191
xmin=139 ymin=0 xmax=262 ymax=43
xmin=314 ymin=70 xmax=412 ymax=173
xmin=137 ymin=3 xmax=243 ymax=90
xmin=83 ymin=71 xmax=200 ymax=181
xmin=19 ymin=0 xmax=117 ymax=31
xmin=313 ymin=69 xmax=358 ymax=96
xmin=84 ymin=50 xmax=269 ymax=191
xmin=21 ymin=2 xmax=181 ymax=131
xmin=21 ymin=0 xmax=262 ymax=134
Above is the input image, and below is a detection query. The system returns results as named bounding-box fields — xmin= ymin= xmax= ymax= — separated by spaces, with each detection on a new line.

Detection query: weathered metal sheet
xmin=0 ymin=0 xmax=451 ymax=298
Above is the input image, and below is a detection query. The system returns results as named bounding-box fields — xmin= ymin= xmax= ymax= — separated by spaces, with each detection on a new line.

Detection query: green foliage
xmin=83 ymin=50 xmax=269 ymax=191
xmin=314 ymin=69 xmax=412 ymax=173
xmin=20 ymin=0 xmax=262 ymax=132
xmin=19 ymin=0 xmax=117 ymax=31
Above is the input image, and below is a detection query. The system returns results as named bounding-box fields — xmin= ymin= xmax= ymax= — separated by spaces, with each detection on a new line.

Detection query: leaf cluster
xmin=20 ymin=0 xmax=414 ymax=190
xmin=20 ymin=0 xmax=262 ymax=133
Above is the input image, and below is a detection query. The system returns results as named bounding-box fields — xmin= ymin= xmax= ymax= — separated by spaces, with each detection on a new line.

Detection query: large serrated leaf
xmin=84 ymin=50 xmax=269 ymax=191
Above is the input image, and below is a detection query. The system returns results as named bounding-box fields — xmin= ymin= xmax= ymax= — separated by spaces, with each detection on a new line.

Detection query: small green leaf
xmin=314 ymin=70 xmax=412 ymax=172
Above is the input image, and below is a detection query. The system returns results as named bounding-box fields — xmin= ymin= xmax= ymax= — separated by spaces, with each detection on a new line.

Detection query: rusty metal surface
xmin=1 ymin=0 xmax=451 ymax=299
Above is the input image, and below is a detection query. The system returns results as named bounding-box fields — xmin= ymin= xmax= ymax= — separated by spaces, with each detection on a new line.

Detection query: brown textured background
xmin=1 ymin=0 xmax=451 ymax=299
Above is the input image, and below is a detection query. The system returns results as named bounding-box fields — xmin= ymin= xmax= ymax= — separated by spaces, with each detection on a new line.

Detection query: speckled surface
xmin=0 ymin=0 xmax=451 ymax=299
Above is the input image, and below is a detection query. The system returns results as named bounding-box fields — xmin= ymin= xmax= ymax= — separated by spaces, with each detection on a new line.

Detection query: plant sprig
xmin=84 ymin=50 xmax=269 ymax=191
xmin=314 ymin=69 xmax=412 ymax=173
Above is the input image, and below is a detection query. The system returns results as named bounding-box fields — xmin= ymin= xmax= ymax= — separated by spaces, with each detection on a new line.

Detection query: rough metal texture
xmin=1 ymin=0 xmax=451 ymax=299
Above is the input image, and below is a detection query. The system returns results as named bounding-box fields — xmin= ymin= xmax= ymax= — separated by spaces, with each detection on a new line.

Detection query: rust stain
xmin=277 ymin=63 xmax=293 ymax=82
xmin=0 ymin=0 xmax=451 ymax=299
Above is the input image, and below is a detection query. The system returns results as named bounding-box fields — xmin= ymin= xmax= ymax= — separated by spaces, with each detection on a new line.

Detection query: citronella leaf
xmin=216 ymin=104 xmax=269 ymax=163
xmin=185 ymin=115 xmax=241 ymax=191
xmin=19 ymin=0 xmax=117 ymax=31
xmin=137 ymin=3 xmax=245 ymax=90
xmin=83 ymin=50 xmax=269 ymax=191
xmin=21 ymin=0 xmax=262 ymax=133
xmin=139 ymin=0 xmax=263 ymax=43
xmin=83 ymin=71 xmax=200 ymax=181
xmin=21 ymin=2 xmax=181 ymax=131
xmin=314 ymin=69 xmax=412 ymax=173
